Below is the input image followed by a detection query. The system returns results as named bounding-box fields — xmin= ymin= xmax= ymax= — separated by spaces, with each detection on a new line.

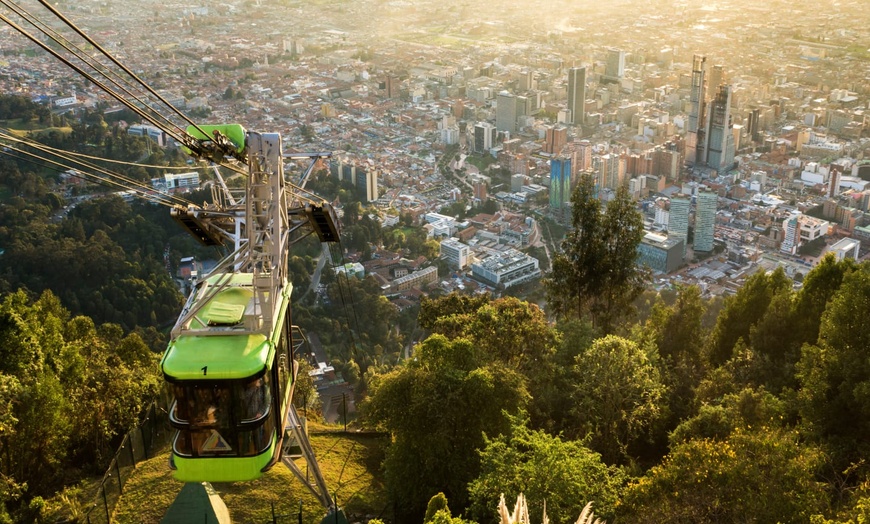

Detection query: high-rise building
xmin=708 ymin=65 xmax=725 ymax=97
xmin=652 ymin=144 xmax=683 ymax=182
xmin=550 ymin=156 xmax=573 ymax=212
xmin=518 ymin=69 xmax=534 ymax=91
xmin=472 ymin=178 xmax=488 ymax=202
xmin=333 ymin=159 xmax=355 ymax=184
xmin=516 ymin=95 xmax=530 ymax=121
xmin=472 ymin=122 xmax=497 ymax=153
xmin=667 ymin=193 xmax=691 ymax=257
xmin=544 ymin=125 xmax=568 ymax=155
xmin=567 ymin=67 xmax=587 ymax=126
xmin=694 ymin=189 xmax=718 ymax=252
xmin=829 ymin=165 xmax=843 ymax=198
xmin=440 ymin=127 xmax=459 ymax=145
xmin=780 ymin=214 xmax=800 ymax=255
xmin=703 ymin=84 xmax=736 ymax=172
xmin=747 ymin=108 xmax=761 ymax=143
xmin=575 ymin=140 xmax=593 ymax=173
xmin=596 ymin=153 xmax=625 ymax=190
xmin=496 ymin=91 xmax=517 ymax=133
xmin=384 ymin=74 xmax=400 ymax=99
xmin=686 ymin=55 xmax=707 ymax=166
xmin=623 ymin=152 xmax=652 ymax=178
xmin=355 ymin=166 xmax=379 ymax=202
xmin=604 ymin=48 xmax=626 ymax=83
xmin=440 ymin=238 xmax=470 ymax=270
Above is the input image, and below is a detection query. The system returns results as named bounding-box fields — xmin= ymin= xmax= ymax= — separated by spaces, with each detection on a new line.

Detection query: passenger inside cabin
xmin=192 ymin=386 xmax=229 ymax=426
xmin=242 ymin=377 xmax=268 ymax=421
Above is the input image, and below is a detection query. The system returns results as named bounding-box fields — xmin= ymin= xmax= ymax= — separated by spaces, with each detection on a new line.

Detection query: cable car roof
xmin=162 ymin=331 xmax=270 ymax=381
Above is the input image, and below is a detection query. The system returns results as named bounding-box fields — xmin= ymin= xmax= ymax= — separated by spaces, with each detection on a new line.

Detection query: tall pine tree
xmin=545 ymin=174 xmax=648 ymax=333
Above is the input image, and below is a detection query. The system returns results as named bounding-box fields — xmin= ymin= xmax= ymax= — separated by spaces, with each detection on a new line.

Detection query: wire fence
xmin=85 ymin=401 xmax=171 ymax=524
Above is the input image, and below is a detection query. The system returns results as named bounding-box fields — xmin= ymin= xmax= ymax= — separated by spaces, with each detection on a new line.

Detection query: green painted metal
xmin=184 ymin=123 xmax=247 ymax=154
xmin=199 ymin=287 xmax=250 ymax=326
xmin=161 ymin=331 xmax=269 ymax=381
xmin=160 ymin=274 xmax=289 ymax=381
xmin=162 ymin=271 xmax=294 ymax=481
xmin=171 ymin=436 xmax=276 ymax=483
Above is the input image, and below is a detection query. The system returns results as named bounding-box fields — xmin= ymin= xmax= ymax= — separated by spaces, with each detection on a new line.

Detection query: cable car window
xmin=170 ymin=384 xmax=190 ymax=423
xmin=173 ymin=430 xmax=192 ymax=456
xmin=238 ymin=411 xmax=276 ymax=456
xmin=237 ymin=374 xmax=271 ymax=423
xmin=185 ymin=384 xmax=232 ymax=427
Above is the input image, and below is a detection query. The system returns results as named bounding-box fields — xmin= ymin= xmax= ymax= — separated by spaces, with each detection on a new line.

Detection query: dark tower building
xmin=704 ymin=84 xmax=735 ymax=171
xmin=747 ymin=108 xmax=762 ymax=143
xmin=567 ymin=67 xmax=587 ymax=126
xmin=686 ymin=55 xmax=707 ymax=166
xmin=384 ymin=74 xmax=400 ymax=99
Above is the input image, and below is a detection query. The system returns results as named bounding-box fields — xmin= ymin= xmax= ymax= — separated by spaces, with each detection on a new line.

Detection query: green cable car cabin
xmin=160 ymin=128 xmax=341 ymax=519
xmin=160 ymin=273 xmax=295 ymax=482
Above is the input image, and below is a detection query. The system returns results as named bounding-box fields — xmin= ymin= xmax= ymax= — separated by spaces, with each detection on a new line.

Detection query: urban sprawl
xmin=2 ymin=0 xmax=869 ymax=301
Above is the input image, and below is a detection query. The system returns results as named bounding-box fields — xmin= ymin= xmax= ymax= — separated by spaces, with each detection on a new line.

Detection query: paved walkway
xmin=161 ymin=482 xmax=230 ymax=524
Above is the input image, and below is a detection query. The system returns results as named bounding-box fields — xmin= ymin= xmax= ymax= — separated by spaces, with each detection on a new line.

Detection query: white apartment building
xmin=440 ymin=238 xmax=470 ymax=270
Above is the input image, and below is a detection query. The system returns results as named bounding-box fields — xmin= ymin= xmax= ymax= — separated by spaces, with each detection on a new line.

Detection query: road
xmin=307 ymin=242 xmax=332 ymax=295
xmin=540 ymin=220 xmax=554 ymax=270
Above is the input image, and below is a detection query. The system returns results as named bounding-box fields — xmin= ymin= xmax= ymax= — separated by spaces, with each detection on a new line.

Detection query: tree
xmin=635 ymin=285 xmax=708 ymax=462
xmin=791 ymin=254 xmax=856 ymax=348
xmin=293 ymin=359 xmax=321 ymax=419
xmin=618 ymin=428 xmax=828 ymax=524
xmin=6 ymin=372 xmax=70 ymax=495
xmin=571 ymin=335 xmax=665 ymax=464
xmin=467 ymin=416 xmax=624 ymax=524
xmin=640 ymin=285 xmax=707 ymax=421
xmin=706 ymin=267 xmax=791 ymax=367
xmin=545 ymin=173 xmax=602 ymax=322
xmin=420 ymin=294 xmax=556 ymax=373
xmin=425 ymin=492 xmax=451 ymax=522
xmin=418 ymin=292 xmax=487 ymax=335
xmin=747 ymin=288 xmax=800 ymax=392
xmin=798 ymin=264 xmax=870 ymax=472
xmin=545 ymin=175 xmax=648 ymax=332
xmin=418 ymin=294 xmax=560 ymax=432
xmin=0 ymin=195 xmax=183 ymax=330
xmin=0 ymin=290 xmax=160 ymax=515
xmin=669 ymin=387 xmax=787 ymax=444
xmin=423 ymin=492 xmax=476 ymax=523
xmin=322 ymin=276 xmax=400 ymax=365
xmin=363 ymin=335 xmax=528 ymax=521
xmin=533 ymin=319 xmax=598 ymax=435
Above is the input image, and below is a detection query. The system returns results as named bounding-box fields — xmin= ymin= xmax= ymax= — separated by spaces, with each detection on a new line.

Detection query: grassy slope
xmin=113 ymin=431 xmax=388 ymax=523
xmin=0 ymin=122 xmax=73 ymax=135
